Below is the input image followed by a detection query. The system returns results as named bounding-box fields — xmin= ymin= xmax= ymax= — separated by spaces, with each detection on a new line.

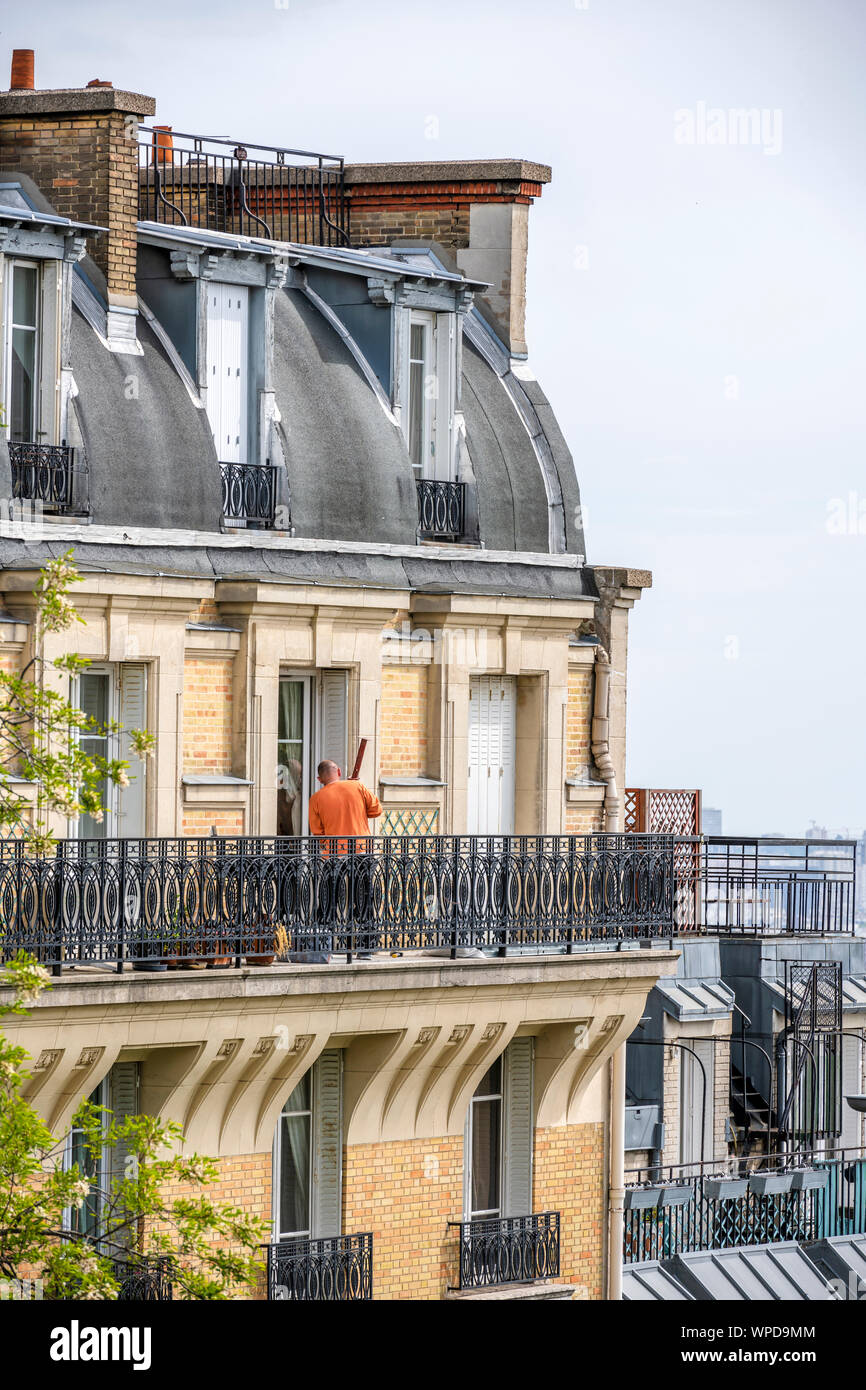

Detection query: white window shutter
xmin=319 ymin=671 xmax=348 ymax=774
xmin=311 ymin=1050 xmax=343 ymax=1239
xmin=118 ymin=664 xmax=147 ymax=838
xmin=841 ymin=1034 xmax=862 ymax=1149
xmin=503 ymin=1038 xmax=534 ymax=1218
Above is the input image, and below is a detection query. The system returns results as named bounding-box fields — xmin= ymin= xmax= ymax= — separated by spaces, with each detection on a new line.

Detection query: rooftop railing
xmin=0 ymin=832 xmax=676 ymax=974
xmin=220 ymin=461 xmax=278 ymax=528
xmin=138 ymin=127 xmax=349 ymax=246
xmin=623 ymin=1148 xmax=866 ymax=1265
xmin=416 ymin=479 xmax=466 ymax=540
xmin=675 ymin=836 xmax=858 ymax=935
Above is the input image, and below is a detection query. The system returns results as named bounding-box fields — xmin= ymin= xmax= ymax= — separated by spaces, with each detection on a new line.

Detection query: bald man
xmin=307 ymin=759 xmax=383 ymax=960
xmin=308 ymin=759 xmax=382 ymax=841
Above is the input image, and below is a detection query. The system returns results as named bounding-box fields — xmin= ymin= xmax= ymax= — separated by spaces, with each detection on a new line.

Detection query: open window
xmin=74 ymin=664 xmax=148 ymax=840
xmin=277 ymin=670 xmax=348 ymax=836
xmin=273 ymin=1052 xmax=343 ymax=1241
xmin=463 ymin=1038 xmax=534 ymax=1221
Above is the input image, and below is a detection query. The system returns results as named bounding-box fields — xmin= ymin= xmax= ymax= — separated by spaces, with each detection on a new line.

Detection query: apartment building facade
xmin=0 ymin=52 xmax=682 ymax=1300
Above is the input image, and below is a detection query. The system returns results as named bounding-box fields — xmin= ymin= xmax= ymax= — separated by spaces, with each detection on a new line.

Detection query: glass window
xmin=7 ymin=263 xmax=39 ymax=443
xmin=469 ymin=1057 xmax=502 ymax=1218
xmin=78 ymin=672 xmax=111 ymax=841
xmin=408 ymin=321 xmax=427 ymax=476
xmin=276 ymin=1074 xmax=312 ymax=1239
xmin=277 ymin=676 xmax=309 ymax=837
xmin=66 ymin=1080 xmax=106 ymax=1240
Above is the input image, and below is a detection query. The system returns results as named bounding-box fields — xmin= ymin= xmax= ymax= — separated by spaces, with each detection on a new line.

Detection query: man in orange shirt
xmin=308 ymin=759 xmax=382 ymax=958
xmin=308 ymin=759 xmax=383 ymax=842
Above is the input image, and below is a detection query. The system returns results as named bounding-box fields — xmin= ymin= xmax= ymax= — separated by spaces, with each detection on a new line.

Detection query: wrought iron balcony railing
xmin=8 ymin=441 xmax=75 ymax=513
xmin=0 ymin=832 xmax=676 ymax=974
xmin=113 ymin=1255 xmax=174 ymax=1302
xmin=416 ymin=478 xmax=465 ymax=539
xmin=672 ymin=836 xmax=857 ymax=935
xmin=450 ymin=1212 xmax=561 ymax=1291
xmin=138 ymin=127 xmax=349 ymax=246
xmin=220 ymin=461 xmax=278 ymax=528
xmin=623 ymin=1148 xmax=866 ymax=1265
xmin=266 ymin=1235 xmax=372 ymax=1301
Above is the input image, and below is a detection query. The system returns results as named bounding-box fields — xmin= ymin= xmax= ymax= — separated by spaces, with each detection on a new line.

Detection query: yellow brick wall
xmin=155 ymin=1150 xmax=272 ymax=1299
xmin=183 ymin=656 xmax=234 ymax=775
xmin=343 ymin=1135 xmax=462 ymax=1299
xmin=565 ymin=666 xmax=603 ymax=834
xmin=181 ymin=808 xmax=246 ymax=837
xmin=534 ymin=1122 xmax=605 ymax=1299
xmin=379 ymin=665 xmax=427 ymax=778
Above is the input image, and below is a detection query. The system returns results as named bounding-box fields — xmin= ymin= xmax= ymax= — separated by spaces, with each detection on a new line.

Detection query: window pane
xmin=12 ymin=265 xmax=38 ymax=328
xmin=282 ymin=1072 xmax=311 ymax=1115
xmin=277 ymin=679 xmax=307 ymax=837
xmin=78 ymin=674 xmax=110 ymax=840
xmin=278 ymin=1112 xmax=311 ymax=1237
xmin=474 ymin=1056 xmax=502 ymax=1098
xmin=409 ymin=358 xmax=424 ymax=475
xmin=471 ymin=1096 xmax=501 ymax=1216
xmin=10 ymin=328 xmax=37 ymax=442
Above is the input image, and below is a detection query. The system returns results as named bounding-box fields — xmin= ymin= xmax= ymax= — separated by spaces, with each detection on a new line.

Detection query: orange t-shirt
xmin=308 ymin=779 xmax=383 ymax=842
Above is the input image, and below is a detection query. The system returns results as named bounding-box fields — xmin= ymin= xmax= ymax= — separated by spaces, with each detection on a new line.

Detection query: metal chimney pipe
xmin=10 ymin=49 xmax=35 ymax=92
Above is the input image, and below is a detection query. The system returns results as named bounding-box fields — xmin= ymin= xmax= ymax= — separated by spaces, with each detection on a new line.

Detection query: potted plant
xmin=660 ymin=1182 xmax=695 ymax=1208
xmin=130 ymin=921 xmax=169 ymax=973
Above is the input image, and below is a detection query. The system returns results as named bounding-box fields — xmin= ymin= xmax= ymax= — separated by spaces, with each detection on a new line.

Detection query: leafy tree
xmin=0 ymin=955 xmax=268 ymax=1299
xmin=0 ymin=550 xmax=154 ymax=852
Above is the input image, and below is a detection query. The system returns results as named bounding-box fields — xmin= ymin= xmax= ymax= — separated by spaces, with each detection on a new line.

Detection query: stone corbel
xmin=534 ymin=1014 xmax=630 ymax=1129
xmin=367 ymin=276 xmax=409 ymax=308
xmin=63 ymin=233 xmax=88 ymax=264
xmin=169 ymin=248 xmax=202 ymax=282
xmin=267 ymin=255 xmax=290 ymax=289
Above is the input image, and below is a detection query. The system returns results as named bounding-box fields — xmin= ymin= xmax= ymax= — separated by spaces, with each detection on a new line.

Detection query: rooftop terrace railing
xmin=138 ymin=126 xmax=349 ymax=246
xmin=679 ymin=836 xmax=858 ymax=935
xmin=0 ymin=832 xmax=675 ymax=974
xmin=623 ymin=1148 xmax=866 ymax=1265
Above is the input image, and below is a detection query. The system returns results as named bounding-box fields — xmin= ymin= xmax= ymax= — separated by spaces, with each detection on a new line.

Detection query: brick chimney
xmin=344 ymin=159 xmax=551 ymax=358
xmin=0 ymin=51 xmax=155 ymax=347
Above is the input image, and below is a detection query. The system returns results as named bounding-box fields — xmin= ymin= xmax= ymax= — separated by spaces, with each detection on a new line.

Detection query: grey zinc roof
xmin=70 ymin=307 xmax=222 ymax=532
xmin=655 ymin=977 xmax=735 ymax=1021
xmin=273 ymin=288 xmax=419 ymax=545
xmin=668 ymin=1243 xmax=835 ymax=1300
xmin=621 ymin=1261 xmax=694 ymax=1300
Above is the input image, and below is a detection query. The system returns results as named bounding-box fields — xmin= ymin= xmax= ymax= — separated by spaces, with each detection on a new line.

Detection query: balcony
xmin=8 ymin=441 xmax=75 ymax=514
xmin=113 ymin=1255 xmax=174 ymax=1302
xmin=416 ymin=478 xmax=465 ymax=540
xmin=0 ymin=832 xmax=676 ymax=974
xmin=265 ymin=1235 xmax=372 ymax=1301
xmin=623 ymin=1149 xmax=866 ymax=1266
xmin=450 ymin=1212 xmax=561 ymax=1291
xmin=674 ymin=836 xmax=857 ymax=935
xmin=138 ymin=126 xmax=348 ymax=247
xmin=220 ymin=461 xmax=278 ymax=529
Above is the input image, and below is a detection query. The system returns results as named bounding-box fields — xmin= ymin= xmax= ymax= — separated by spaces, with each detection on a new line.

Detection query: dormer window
xmin=4 ymin=260 xmax=40 ymax=442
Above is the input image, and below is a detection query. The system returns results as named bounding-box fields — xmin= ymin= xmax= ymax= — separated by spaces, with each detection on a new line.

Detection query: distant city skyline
xmin=8 ymin=0 xmax=865 ymax=835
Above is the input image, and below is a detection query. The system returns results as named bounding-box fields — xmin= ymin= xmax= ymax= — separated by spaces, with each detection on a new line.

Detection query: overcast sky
xmin=7 ymin=0 xmax=865 ymax=836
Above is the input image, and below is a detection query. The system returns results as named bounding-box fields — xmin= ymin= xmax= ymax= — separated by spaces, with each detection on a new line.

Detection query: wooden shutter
xmin=467 ymin=677 xmax=516 ymax=835
xmin=318 ymin=670 xmax=348 ymax=774
xmin=118 ymin=664 xmax=147 ymax=838
xmin=311 ymin=1050 xmax=343 ymax=1239
xmin=206 ymin=283 xmax=249 ymax=464
xmin=503 ymin=1038 xmax=534 ymax=1218
xmin=108 ymin=1061 xmax=139 ymax=1189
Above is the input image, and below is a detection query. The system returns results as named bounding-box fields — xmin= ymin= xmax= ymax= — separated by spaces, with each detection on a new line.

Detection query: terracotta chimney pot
xmin=10 ymin=49 xmax=35 ymax=92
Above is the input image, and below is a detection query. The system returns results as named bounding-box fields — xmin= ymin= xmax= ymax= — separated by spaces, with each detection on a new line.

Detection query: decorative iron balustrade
xmin=623 ymin=1149 xmax=866 ymax=1265
xmin=220 ymin=461 xmax=278 ymax=528
xmin=113 ymin=1256 xmax=174 ymax=1302
xmin=416 ymin=478 xmax=465 ymax=539
xmin=8 ymin=441 xmax=75 ymax=513
xmin=0 ymin=832 xmax=676 ymax=974
xmin=138 ymin=127 xmax=348 ymax=246
xmin=450 ymin=1212 xmax=560 ymax=1290
xmin=266 ymin=1234 xmax=372 ymax=1301
xmin=674 ymin=836 xmax=857 ymax=935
